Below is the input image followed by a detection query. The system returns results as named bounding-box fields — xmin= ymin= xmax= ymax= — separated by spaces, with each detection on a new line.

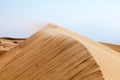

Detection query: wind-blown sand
xmin=0 ymin=24 xmax=119 ymax=80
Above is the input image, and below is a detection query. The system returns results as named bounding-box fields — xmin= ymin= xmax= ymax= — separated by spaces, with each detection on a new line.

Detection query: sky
xmin=0 ymin=0 xmax=120 ymax=44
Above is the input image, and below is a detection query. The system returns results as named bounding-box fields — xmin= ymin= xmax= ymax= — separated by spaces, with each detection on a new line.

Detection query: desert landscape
xmin=0 ymin=24 xmax=120 ymax=80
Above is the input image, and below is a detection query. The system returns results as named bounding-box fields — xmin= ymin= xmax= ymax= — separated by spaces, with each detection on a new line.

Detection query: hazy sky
xmin=0 ymin=0 xmax=120 ymax=44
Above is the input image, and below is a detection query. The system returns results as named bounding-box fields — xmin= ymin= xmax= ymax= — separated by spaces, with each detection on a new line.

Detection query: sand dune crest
xmin=0 ymin=24 xmax=119 ymax=80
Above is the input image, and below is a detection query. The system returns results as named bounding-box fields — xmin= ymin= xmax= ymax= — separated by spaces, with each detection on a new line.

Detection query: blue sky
xmin=0 ymin=0 xmax=120 ymax=44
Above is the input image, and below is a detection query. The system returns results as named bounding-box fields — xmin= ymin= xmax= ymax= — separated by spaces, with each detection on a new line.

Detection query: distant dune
xmin=101 ymin=43 xmax=120 ymax=53
xmin=0 ymin=24 xmax=120 ymax=80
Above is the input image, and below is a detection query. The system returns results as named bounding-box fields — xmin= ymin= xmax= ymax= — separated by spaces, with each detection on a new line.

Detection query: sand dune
xmin=0 ymin=24 xmax=119 ymax=80
xmin=0 ymin=38 xmax=25 ymax=55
